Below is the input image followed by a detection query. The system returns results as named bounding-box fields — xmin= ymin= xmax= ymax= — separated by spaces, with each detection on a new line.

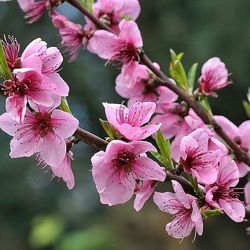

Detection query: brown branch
xmin=66 ymin=0 xmax=250 ymax=167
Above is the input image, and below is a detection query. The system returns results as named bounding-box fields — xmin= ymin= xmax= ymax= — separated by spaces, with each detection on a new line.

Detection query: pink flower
xmin=93 ymin=0 xmax=140 ymax=31
xmin=50 ymin=151 xmax=75 ymax=190
xmin=2 ymin=36 xmax=21 ymax=71
xmin=0 ymin=106 xmax=79 ymax=166
xmin=178 ymin=128 xmax=220 ymax=184
xmin=51 ymin=10 xmax=94 ymax=61
xmin=214 ymin=115 xmax=250 ymax=177
xmin=244 ymin=181 xmax=250 ymax=208
xmin=205 ymin=156 xmax=245 ymax=222
xmin=199 ymin=57 xmax=229 ymax=96
xmin=91 ymin=140 xmax=166 ymax=206
xmin=103 ymin=102 xmax=160 ymax=140
xmin=88 ymin=19 xmax=142 ymax=76
xmin=1 ymin=68 xmax=57 ymax=122
xmin=134 ymin=180 xmax=157 ymax=212
xmin=153 ymin=180 xmax=203 ymax=239
xmin=21 ymin=38 xmax=69 ymax=99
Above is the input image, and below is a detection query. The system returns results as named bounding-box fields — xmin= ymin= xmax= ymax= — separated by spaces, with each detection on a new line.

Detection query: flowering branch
xmin=66 ymin=0 xmax=250 ymax=167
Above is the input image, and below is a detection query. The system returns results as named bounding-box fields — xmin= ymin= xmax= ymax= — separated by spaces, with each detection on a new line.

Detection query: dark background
xmin=0 ymin=0 xmax=250 ymax=249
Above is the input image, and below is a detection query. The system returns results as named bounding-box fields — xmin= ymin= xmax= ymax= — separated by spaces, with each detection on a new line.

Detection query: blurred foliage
xmin=0 ymin=1 xmax=250 ymax=250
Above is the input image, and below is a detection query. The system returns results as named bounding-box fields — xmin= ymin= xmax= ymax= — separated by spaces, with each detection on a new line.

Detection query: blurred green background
xmin=0 ymin=0 xmax=250 ymax=249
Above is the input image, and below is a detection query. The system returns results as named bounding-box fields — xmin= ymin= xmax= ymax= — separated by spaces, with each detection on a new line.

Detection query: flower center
xmin=212 ymin=185 xmax=239 ymax=203
xmin=112 ymin=150 xmax=136 ymax=172
xmin=32 ymin=112 xmax=53 ymax=137
xmin=1 ymin=78 xmax=31 ymax=97
xmin=98 ymin=10 xmax=117 ymax=27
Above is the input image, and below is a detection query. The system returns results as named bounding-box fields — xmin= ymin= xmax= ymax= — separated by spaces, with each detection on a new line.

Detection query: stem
xmin=66 ymin=0 xmax=250 ymax=167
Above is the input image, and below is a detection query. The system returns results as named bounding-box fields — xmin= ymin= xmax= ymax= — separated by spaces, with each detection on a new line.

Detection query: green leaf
xmin=187 ymin=63 xmax=198 ymax=92
xmin=201 ymin=209 xmax=223 ymax=219
xmin=99 ymin=119 xmax=117 ymax=140
xmin=243 ymin=100 xmax=250 ymax=118
xmin=0 ymin=40 xmax=11 ymax=80
xmin=154 ymin=130 xmax=173 ymax=170
xmin=169 ymin=49 xmax=189 ymax=92
xmin=59 ymin=97 xmax=72 ymax=114
xmin=80 ymin=0 xmax=94 ymax=13
xmin=188 ymin=175 xmax=204 ymax=199
xmin=198 ymin=96 xmax=213 ymax=115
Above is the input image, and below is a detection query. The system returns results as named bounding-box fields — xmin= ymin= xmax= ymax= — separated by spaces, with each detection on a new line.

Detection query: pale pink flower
xmin=103 ymin=102 xmax=160 ymax=140
xmin=199 ymin=57 xmax=229 ymax=96
xmin=0 ymin=106 xmax=79 ymax=166
xmin=2 ymin=36 xmax=21 ymax=71
xmin=93 ymin=0 xmax=140 ymax=31
xmin=88 ymin=19 xmax=142 ymax=77
xmin=178 ymin=128 xmax=220 ymax=184
xmin=244 ymin=181 xmax=250 ymax=208
xmin=205 ymin=156 xmax=245 ymax=222
xmin=1 ymin=68 xmax=57 ymax=122
xmin=153 ymin=180 xmax=203 ymax=239
xmin=91 ymin=140 xmax=166 ymax=206
xmin=214 ymin=115 xmax=250 ymax=177
xmin=21 ymin=38 xmax=69 ymax=99
xmin=50 ymin=151 xmax=75 ymax=190
xmin=134 ymin=180 xmax=157 ymax=212
xmin=51 ymin=10 xmax=94 ymax=61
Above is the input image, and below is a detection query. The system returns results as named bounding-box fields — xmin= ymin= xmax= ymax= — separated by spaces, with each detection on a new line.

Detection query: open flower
xmin=0 ymin=105 xmax=79 ymax=166
xmin=205 ymin=156 xmax=245 ymax=222
xmin=93 ymin=0 xmax=140 ymax=31
xmin=178 ymin=128 xmax=220 ymax=184
xmin=91 ymin=140 xmax=166 ymax=206
xmin=103 ymin=101 xmax=160 ymax=140
xmin=153 ymin=180 xmax=203 ymax=239
xmin=199 ymin=57 xmax=229 ymax=96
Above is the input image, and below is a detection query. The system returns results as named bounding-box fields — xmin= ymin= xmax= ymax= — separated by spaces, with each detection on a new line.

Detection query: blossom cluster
xmin=0 ymin=0 xmax=250 ymax=241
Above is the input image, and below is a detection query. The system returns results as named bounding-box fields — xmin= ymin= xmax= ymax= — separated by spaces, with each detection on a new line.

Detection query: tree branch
xmin=66 ymin=0 xmax=250 ymax=167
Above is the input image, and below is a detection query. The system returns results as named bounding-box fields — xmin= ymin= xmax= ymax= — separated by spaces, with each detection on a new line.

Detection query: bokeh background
xmin=0 ymin=0 xmax=250 ymax=249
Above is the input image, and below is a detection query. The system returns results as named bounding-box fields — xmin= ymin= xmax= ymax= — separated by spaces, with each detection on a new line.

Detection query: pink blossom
xmin=178 ymin=128 xmax=220 ymax=184
xmin=153 ymin=180 xmax=203 ymax=239
xmin=50 ymin=151 xmax=75 ymax=190
xmin=51 ymin=10 xmax=94 ymax=61
xmin=103 ymin=102 xmax=160 ymax=140
xmin=134 ymin=180 xmax=156 ymax=212
xmin=2 ymin=36 xmax=21 ymax=71
xmin=205 ymin=156 xmax=245 ymax=222
xmin=0 ymin=106 xmax=79 ymax=166
xmin=199 ymin=57 xmax=229 ymax=96
xmin=88 ymin=19 xmax=142 ymax=77
xmin=1 ymin=68 xmax=57 ymax=122
xmin=21 ymin=38 xmax=69 ymax=99
xmin=214 ymin=115 xmax=250 ymax=177
xmin=244 ymin=181 xmax=250 ymax=208
xmin=91 ymin=140 xmax=166 ymax=206
xmin=93 ymin=0 xmax=140 ymax=31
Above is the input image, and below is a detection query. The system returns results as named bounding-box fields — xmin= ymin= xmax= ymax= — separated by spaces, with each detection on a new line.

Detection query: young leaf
xmin=198 ymin=96 xmax=213 ymax=115
xmin=99 ymin=119 xmax=117 ymax=140
xmin=243 ymin=101 xmax=250 ymax=118
xmin=187 ymin=63 xmax=198 ymax=92
xmin=80 ymin=0 xmax=94 ymax=13
xmin=59 ymin=97 xmax=72 ymax=114
xmin=169 ymin=49 xmax=189 ymax=92
xmin=154 ymin=130 xmax=173 ymax=170
xmin=0 ymin=39 xmax=11 ymax=80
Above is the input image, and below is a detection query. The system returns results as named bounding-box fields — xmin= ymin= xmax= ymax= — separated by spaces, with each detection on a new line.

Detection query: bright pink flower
xmin=214 ymin=115 xmax=250 ymax=177
xmin=178 ymin=128 xmax=220 ymax=184
xmin=21 ymin=38 xmax=69 ymax=99
xmin=205 ymin=156 xmax=245 ymax=222
xmin=1 ymin=68 xmax=56 ymax=122
xmin=0 ymin=106 xmax=79 ymax=166
xmin=2 ymin=36 xmax=21 ymax=71
xmin=88 ymin=19 xmax=142 ymax=74
xmin=50 ymin=151 xmax=75 ymax=190
xmin=134 ymin=180 xmax=156 ymax=212
xmin=199 ymin=57 xmax=229 ymax=96
xmin=51 ymin=11 xmax=94 ymax=61
xmin=91 ymin=140 xmax=166 ymax=206
xmin=153 ymin=180 xmax=203 ymax=239
xmin=93 ymin=0 xmax=140 ymax=31
xmin=103 ymin=102 xmax=160 ymax=140
xmin=244 ymin=181 xmax=250 ymax=208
